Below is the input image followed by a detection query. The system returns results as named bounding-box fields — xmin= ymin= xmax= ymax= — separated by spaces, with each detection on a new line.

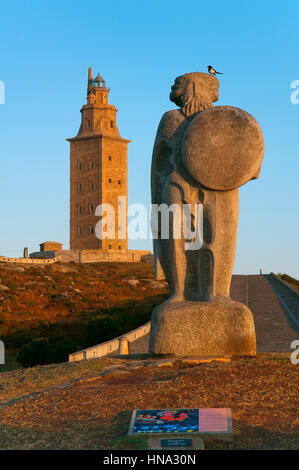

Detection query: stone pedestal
xmin=149 ymin=297 xmax=256 ymax=356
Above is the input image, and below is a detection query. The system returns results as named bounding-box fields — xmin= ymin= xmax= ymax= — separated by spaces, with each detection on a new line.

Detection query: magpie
xmin=207 ymin=65 xmax=223 ymax=75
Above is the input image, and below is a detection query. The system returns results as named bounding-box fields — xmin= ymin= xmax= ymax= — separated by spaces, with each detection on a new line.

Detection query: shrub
xmin=50 ymin=338 xmax=76 ymax=363
xmin=84 ymin=316 xmax=120 ymax=348
xmin=17 ymin=338 xmax=51 ymax=368
xmin=17 ymin=337 xmax=77 ymax=367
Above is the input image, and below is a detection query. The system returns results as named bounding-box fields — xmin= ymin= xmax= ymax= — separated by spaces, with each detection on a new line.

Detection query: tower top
xmin=93 ymin=73 xmax=106 ymax=88
xmin=67 ymin=66 xmax=131 ymax=142
xmin=87 ymin=67 xmax=108 ymax=97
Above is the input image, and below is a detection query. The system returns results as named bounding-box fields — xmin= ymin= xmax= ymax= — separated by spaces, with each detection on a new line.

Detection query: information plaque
xmin=128 ymin=408 xmax=233 ymax=439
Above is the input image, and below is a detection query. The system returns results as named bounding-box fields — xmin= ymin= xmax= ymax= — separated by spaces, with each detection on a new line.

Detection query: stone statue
xmin=149 ymin=72 xmax=264 ymax=357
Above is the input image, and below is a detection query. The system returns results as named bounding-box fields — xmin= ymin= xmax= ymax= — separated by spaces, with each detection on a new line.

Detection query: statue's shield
xmin=182 ymin=106 xmax=264 ymax=190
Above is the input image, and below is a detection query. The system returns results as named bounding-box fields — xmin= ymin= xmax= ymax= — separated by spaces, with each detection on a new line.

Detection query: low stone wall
xmin=30 ymin=248 xmax=151 ymax=264
xmin=141 ymin=254 xmax=154 ymax=264
xmin=55 ymin=250 xmax=80 ymax=263
xmin=69 ymin=321 xmax=151 ymax=362
xmin=0 ymin=255 xmax=61 ymax=264
xmin=270 ymin=273 xmax=299 ymax=296
xmin=79 ymin=249 xmax=151 ymax=263
xmin=30 ymin=250 xmax=80 ymax=262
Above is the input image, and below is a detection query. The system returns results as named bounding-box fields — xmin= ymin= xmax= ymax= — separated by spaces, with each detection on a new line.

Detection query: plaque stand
xmin=148 ymin=436 xmax=205 ymax=450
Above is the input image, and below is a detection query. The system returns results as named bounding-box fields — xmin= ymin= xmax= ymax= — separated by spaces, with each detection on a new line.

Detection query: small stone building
xmin=40 ymin=241 xmax=63 ymax=252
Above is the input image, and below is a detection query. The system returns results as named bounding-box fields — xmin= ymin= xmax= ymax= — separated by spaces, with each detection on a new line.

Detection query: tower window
xmin=90 ymin=226 xmax=94 ymax=234
xmin=110 ymin=121 xmax=114 ymax=128
xmin=89 ymin=204 xmax=94 ymax=213
xmin=118 ymin=180 xmax=121 ymax=185
xmin=90 ymin=160 xmax=94 ymax=169
xmin=89 ymin=181 xmax=94 ymax=191
xmin=118 ymin=246 xmax=121 ymax=250
xmin=78 ymin=183 xmax=82 ymax=193
xmin=109 ymin=244 xmax=112 ymax=250
xmin=108 ymin=178 xmax=112 ymax=183
xmin=94 ymin=100 xmax=96 ymax=104
xmin=108 ymin=156 xmax=112 ymax=161
xmin=77 ymin=205 xmax=82 ymax=215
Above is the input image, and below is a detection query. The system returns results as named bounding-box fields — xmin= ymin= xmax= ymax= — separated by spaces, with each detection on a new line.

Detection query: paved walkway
xmin=130 ymin=275 xmax=299 ymax=354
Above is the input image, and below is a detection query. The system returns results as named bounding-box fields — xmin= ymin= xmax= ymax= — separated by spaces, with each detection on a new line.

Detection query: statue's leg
xmin=213 ymin=189 xmax=239 ymax=297
xmin=195 ymin=190 xmax=216 ymax=301
xmin=157 ymin=183 xmax=186 ymax=302
xmin=197 ymin=248 xmax=214 ymax=301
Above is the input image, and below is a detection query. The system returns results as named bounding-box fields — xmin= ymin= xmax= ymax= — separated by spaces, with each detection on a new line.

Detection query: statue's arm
xmin=151 ymin=110 xmax=185 ymax=204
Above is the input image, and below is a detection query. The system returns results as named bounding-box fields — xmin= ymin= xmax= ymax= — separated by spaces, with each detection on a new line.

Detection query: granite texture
xmin=149 ymin=298 xmax=256 ymax=356
xmin=182 ymin=106 xmax=264 ymax=190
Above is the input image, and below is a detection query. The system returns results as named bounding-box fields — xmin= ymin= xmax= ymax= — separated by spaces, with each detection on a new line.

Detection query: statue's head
xmin=170 ymin=72 xmax=219 ymax=117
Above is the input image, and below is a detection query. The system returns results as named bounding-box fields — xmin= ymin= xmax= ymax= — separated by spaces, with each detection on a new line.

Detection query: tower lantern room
xmin=93 ymin=73 xmax=106 ymax=88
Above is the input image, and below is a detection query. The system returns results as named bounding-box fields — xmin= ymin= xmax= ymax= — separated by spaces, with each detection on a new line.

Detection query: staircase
xmin=231 ymin=274 xmax=298 ymax=352
xmin=130 ymin=274 xmax=299 ymax=354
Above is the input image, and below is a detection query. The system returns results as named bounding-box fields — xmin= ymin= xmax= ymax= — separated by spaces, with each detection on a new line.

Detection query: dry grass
xmin=0 ymin=354 xmax=298 ymax=450
xmin=279 ymin=273 xmax=299 ymax=290
xmin=0 ymin=262 xmax=168 ymax=354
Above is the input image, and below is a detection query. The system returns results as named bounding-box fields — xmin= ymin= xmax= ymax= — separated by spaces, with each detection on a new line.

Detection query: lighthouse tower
xmin=68 ymin=67 xmax=130 ymax=250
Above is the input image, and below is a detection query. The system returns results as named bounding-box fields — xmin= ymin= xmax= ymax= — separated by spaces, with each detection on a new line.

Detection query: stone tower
xmin=68 ymin=67 xmax=130 ymax=250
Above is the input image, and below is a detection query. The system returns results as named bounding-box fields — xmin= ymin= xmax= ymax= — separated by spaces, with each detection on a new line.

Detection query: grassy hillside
xmin=0 ymin=353 xmax=297 ymax=450
xmin=0 ymin=264 xmax=297 ymax=450
xmin=0 ymin=261 xmax=168 ymax=368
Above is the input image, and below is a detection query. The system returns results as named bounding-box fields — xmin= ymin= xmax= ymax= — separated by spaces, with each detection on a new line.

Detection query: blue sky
xmin=0 ymin=0 xmax=298 ymax=277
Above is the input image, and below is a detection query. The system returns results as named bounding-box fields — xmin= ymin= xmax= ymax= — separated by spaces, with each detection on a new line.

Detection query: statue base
xmin=149 ymin=297 xmax=256 ymax=356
